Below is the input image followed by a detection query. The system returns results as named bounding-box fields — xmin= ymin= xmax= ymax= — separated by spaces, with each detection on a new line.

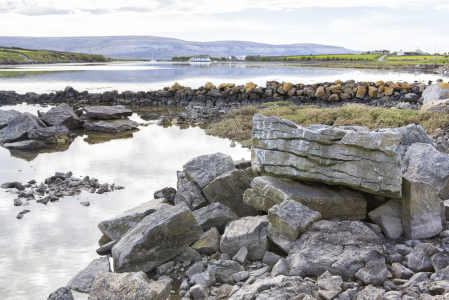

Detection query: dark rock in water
xmin=28 ymin=126 xmax=71 ymax=144
xmin=81 ymin=201 xmax=90 ymax=206
xmin=37 ymin=197 xmax=50 ymax=205
xmin=96 ymin=240 xmax=117 ymax=256
xmin=3 ymin=140 xmax=47 ymax=150
xmin=14 ymin=199 xmax=23 ymax=206
xmin=140 ymin=112 xmax=159 ymax=120
xmin=16 ymin=209 xmax=30 ymax=219
xmin=83 ymin=120 xmax=139 ymax=133
xmin=0 ymin=109 xmax=21 ymax=130
xmin=35 ymin=182 xmax=46 ymax=193
xmin=40 ymin=103 xmax=83 ymax=129
xmin=0 ymin=112 xmax=46 ymax=143
xmin=154 ymin=187 xmax=176 ymax=204
xmin=47 ymin=286 xmax=74 ymax=300
xmin=83 ymin=105 xmax=132 ymax=120
xmin=1 ymin=181 xmax=25 ymax=190
xmin=67 ymin=256 xmax=111 ymax=293
xmin=28 ymin=180 xmax=36 ymax=184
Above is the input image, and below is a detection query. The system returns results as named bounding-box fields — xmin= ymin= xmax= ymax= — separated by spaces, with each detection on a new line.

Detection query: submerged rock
xmin=0 ymin=112 xmax=46 ymax=143
xmin=83 ymin=105 xmax=133 ymax=120
xmin=3 ymin=140 xmax=47 ymax=150
xmin=40 ymin=103 xmax=83 ymax=129
xmin=83 ymin=120 xmax=139 ymax=133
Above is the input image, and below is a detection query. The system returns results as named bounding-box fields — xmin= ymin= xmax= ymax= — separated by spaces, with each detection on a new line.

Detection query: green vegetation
xmin=206 ymin=103 xmax=449 ymax=145
xmin=0 ymin=47 xmax=107 ymax=64
xmin=285 ymin=54 xmax=380 ymax=61
xmin=171 ymin=56 xmax=228 ymax=61
xmin=386 ymin=55 xmax=448 ymax=65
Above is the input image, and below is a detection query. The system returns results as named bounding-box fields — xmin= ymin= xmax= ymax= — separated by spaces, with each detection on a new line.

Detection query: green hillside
xmin=0 ymin=47 xmax=107 ymax=64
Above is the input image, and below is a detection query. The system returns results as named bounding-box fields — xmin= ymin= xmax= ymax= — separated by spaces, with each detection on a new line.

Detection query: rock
xmin=96 ymin=240 xmax=117 ymax=256
xmin=430 ymin=265 xmax=449 ymax=281
xmin=405 ymin=243 xmax=439 ymax=272
xmin=88 ymin=272 xmax=171 ymax=300
xmin=80 ymin=201 xmax=90 ymax=206
xmin=140 ymin=113 xmax=159 ymax=120
xmin=202 ymin=167 xmax=259 ymax=217
xmin=156 ymin=261 xmax=174 ymax=275
xmin=83 ymin=120 xmax=139 ymax=133
xmin=177 ymin=171 xmax=189 ymax=189
xmin=368 ymin=199 xmax=402 ymax=225
xmin=230 ymin=141 xmax=236 ymax=148
xmin=287 ymin=220 xmax=384 ymax=280
xmin=401 ymin=272 xmax=430 ymax=289
xmin=402 ymin=143 xmax=449 ymax=199
xmin=192 ymin=202 xmax=239 ymax=233
xmin=379 ymin=214 xmax=403 ymax=239
xmin=14 ymin=199 xmax=23 ymax=206
xmin=252 ymin=115 xmax=402 ymax=198
xmin=191 ymin=227 xmax=221 ymax=255
xmin=0 ymin=109 xmax=21 ymax=130
xmin=267 ymin=200 xmax=321 ymax=253
xmin=401 ymin=178 xmax=442 ymax=240
xmin=207 ymin=260 xmax=245 ymax=284
xmin=391 ymin=263 xmax=414 ymax=279
xmin=229 ymin=275 xmax=318 ymax=300
xmin=47 ymin=287 xmax=74 ymax=300
xmin=422 ymin=82 xmax=449 ymax=104
xmin=40 ymin=104 xmax=83 ymax=129
xmin=262 ymin=251 xmax=281 ymax=267
xmin=3 ymin=140 xmax=47 ymax=150
xmin=189 ymin=284 xmax=209 ymax=300
xmin=112 ymin=202 xmax=203 ymax=273
xmin=172 ymin=247 xmax=202 ymax=264
xmin=0 ymin=112 xmax=46 ymax=143
xmin=98 ymin=199 xmax=170 ymax=241
xmin=174 ymin=181 xmax=208 ymax=211
xmin=220 ymin=216 xmax=269 ymax=261
xmin=431 ymin=253 xmax=449 ymax=272
xmin=211 ymin=284 xmax=234 ymax=299
xmin=1 ymin=181 xmax=25 ymax=190
xmin=234 ymin=160 xmax=251 ymax=170
xmin=67 ymin=256 xmax=111 ymax=293
xmin=83 ymin=105 xmax=133 ymax=120
xmin=232 ymin=246 xmax=248 ymax=264
xmin=232 ymin=271 xmax=250 ymax=282
xmin=354 ymin=261 xmax=388 ymax=286
xmin=318 ymin=271 xmax=342 ymax=300
xmin=28 ymin=126 xmax=71 ymax=145
xmin=191 ymin=270 xmax=216 ymax=288
xmin=186 ymin=262 xmax=205 ymax=280
xmin=245 ymin=82 xmax=257 ymax=94
xmin=404 ymin=93 xmax=420 ymax=102
xmin=246 ymin=176 xmax=367 ymax=220
xmin=183 ymin=153 xmax=235 ymax=189
xmin=154 ymin=187 xmax=176 ymax=204
xmin=271 ymin=258 xmax=290 ymax=277
xmin=420 ymin=99 xmax=449 ymax=113
xmin=354 ymin=285 xmax=385 ymax=300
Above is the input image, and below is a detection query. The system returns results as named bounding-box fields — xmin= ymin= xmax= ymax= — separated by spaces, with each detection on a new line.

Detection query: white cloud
xmin=435 ymin=4 xmax=449 ymax=12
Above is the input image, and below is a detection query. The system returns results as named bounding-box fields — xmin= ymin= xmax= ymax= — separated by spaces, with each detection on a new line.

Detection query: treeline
xmin=171 ymin=56 xmax=229 ymax=61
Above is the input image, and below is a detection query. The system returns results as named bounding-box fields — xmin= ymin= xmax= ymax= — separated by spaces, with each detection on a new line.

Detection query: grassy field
xmin=206 ymin=103 xmax=449 ymax=146
xmin=287 ymin=54 xmax=379 ymax=60
xmin=0 ymin=47 xmax=107 ymax=64
xmin=387 ymin=55 xmax=446 ymax=60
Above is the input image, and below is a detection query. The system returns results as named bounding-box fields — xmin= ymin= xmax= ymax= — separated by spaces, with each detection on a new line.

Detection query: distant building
xmin=229 ymin=55 xmax=246 ymax=61
xmin=398 ymin=50 xmax=405 ymax=56
xmin=229 ymin=56 xmax=236 ymax=60
xmin=189 ymin=55 xmax=211 ymax=62
xmin=363 ymin=50 xmax=390 ymax=55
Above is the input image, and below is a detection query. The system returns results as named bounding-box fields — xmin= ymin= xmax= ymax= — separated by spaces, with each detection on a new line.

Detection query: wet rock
xmin=154 ymin=187 xmax=176 ymax=204
xmin=0 ymin=109 xmax=21 ymax=130
xmin=112 ymin=202 xmax=203 ymax=273
xmin=40 ymin=104 xmax=83 ymax=129
xmin=83 ymin=105 xmax=132 ymax=120
xmin=98 ymin=199 xmax=170 ymax=241
xmin=220 ymin=216 xmax=269 ymax=261
xmin=174 ymin=181 xmax=208 ymax=211
xmin=28 ymin=126 xmax=71 ymax=144
xmin=1 ymin=181 xmax=25 ymax=190
xmin=3 ymin=140 xmax=47 ymax=150
xmin=193 ymin=202 xmax=239 ymax=233
xmin=206 ymin=260 xmax=245 ymax=284
xmin=354 ymin=261 xmax=388 ymax=286
xmin=140 ymin=113 xmax=159 ymax=120
xmin=16 ymin=209 xmax=30 ymax=219
xmin=47 ymin=287 xmax=74 ymax=300
xmin=96 ymin=240 xmax=117 ymax=256
xmin=318 ymin=271 xmax=342 ymax=300
xmin=0 ymin=112 xmax=46 ymax=143
xmin=391 ymin=263 xmax=414 ymax=279
xmin=83 ymin=120 xmax=139 ymax=133
xmin=191 ymin=227 xmax=221 ymax=255
xmin=405 ymin=243 xmax=439 ymax=272
xmin=67 ymin=256 xmax=111 ymax=293
xmin=252 ymin=115 xmax=402 ymax=198
xmin=88 ymin=271 xmax=171 ymax=300
xmin=183 ymin=153 xmax=235 ymax=188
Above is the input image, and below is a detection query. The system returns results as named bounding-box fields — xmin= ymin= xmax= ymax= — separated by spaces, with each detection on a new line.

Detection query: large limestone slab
xmin=202 ymin=167 xmax=259 ymax=217
xmin=28 ymin=126 xmax=71 ymax=144
xmin=183 ymin=153 xmax=235 ymax=188
xmin=40 ymin=103 xmax=83 ymax=129
xmin=67 ymin=256 xmax=111 ymax=293
xmin=401 ymin=178 xmax=442 ymax=240
xmin=247 ymin=176 xmax=367 ymax=220
xmin=287 ymin=220 xmax=384 ymax=280
xmin=112 ymin=202 xmax=203 ymax=273
xmin=83 ymin=105 xmax=132 ymax=120
xmin=174 ymin=181 xmax=208 ymax=211
xmin=193 ymin=202 xmax=239 ymax=233
xmin=3 ymin=140 xmax=47 ymax=150
xmin=420 ymin=99 xmax=449 ymax=113
xmin=83 ymin=120 xmax=139 ymax=133
xmin=0 ymin=109 xmax=21 ymax=130
xmin=402 ymin=143 xmax=449 ymax=200
xmin=423 ymin=82 xmax=449 ymax=104
xmin=98 ymin=199 xmax=171 ymax=241
xmin=0 ymin=112 xmax=46 ymax=143
xmin=251 ymin=115 xmax=402 ymax=198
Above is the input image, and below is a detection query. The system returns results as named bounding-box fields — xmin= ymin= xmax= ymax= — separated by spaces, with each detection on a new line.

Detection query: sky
xmin=0 ymin=0 xmax=448 ymax=53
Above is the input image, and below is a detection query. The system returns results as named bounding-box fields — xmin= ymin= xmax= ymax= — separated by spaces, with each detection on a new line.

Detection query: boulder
xmin=47 ymin=287 xmax=74 ymax=300
xmin=190 ymin=271 xmax=216 ymax=288
xmin=246 ymin=176 xmax=367 ymax=220
xmin=154 ymin=187 xmax=176 ymax=204
xmin=193 ymin=202 xmax=239 ymax=233
xmin=67 ymin=256 xmax=111 ymax=293
xmin=0 ymin=112 xmax=46 ymax=143
xmin=88 ymin=272 xmax=171 ymax=300
xmin=98 ymin=199 xmax=171 ymax=241
xmin=191 ymin=227 xmax=221 ymax=255
xmin=402 ymin=143 xmax=449 ymax=200
xmin=0 ymin=109 xmax=21 ymax=130
xmin=202 ymin=167 xmax=259 ymax=217
xmin=405 ymin=243 xmax=439 ymax=273
xmin=207 ymin=260 xmax=245 ymax=284
xmin=189 ymin=284 xmax=209 ymax=300
xmin=112 ymin=202 xmax=203 ymax=273
xmin=391 ymin=262 xmax=414 ymax=279
xmin=318 ymin=271 xmax=342 ymax=300
xmin=420 ymin=99 xmax=449 ymax=113
xmin=267 ymin=200 xmax=321 ymax=253
xmin=368 ymin=199 xmax=403 ymax=239
xmin=354 ymin=285 xmax=385 ymax=300
xmin=183 ymin=153 xmax=235 ymax=189
xmin=220 ymin=216 xmax=269 ymax=261
xmin=354 ymin=261 xmax=388 ymax=286
xmin=83 ymin=105 xmax=133 ymax=120
xmin=422 ymin=82 xmax=449 ymax=104
xmin=172 ymin=247 xmax=202 ymax=264
xmin=287 ymin=220 xmax=384 ymax=280
xmin=401 ymin=178 xmax=442 ymax=240
xmin=186 ymin=262 xmax=205 ymax=280
xmin=28 ymin=126 xmax=71 ymax=144
xmin=3 ymin=140 xmax=47 ymax=150
xmin=83 ymin=120 xmax=139 ymax=133
xmin=174 ymin=181 xmax=208 ymax=211
xmin=379 ymin=214 xmax=403 ymax=239
xmin=251 ymin=115 xmax=402 ymax=198
xmin=40 ymin=104 xmax=83 ymax=129
xmin=271 ymin=258 xmax=290 ymax=277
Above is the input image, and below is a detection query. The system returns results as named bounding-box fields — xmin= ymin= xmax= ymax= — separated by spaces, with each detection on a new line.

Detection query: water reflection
xmin=83 ymin=130 xmax=138 ymax=145
xmin=7 ymin=143 xmax=72 ymax=162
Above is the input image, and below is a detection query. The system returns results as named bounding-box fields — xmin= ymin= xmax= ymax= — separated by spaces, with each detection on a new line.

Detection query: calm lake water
xmin=0 ymin=62 xmax=447 ymax=300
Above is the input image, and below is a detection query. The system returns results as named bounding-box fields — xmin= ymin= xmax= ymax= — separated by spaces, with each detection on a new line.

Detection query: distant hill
xmin=0 ymin=36 xmax=360 ymax=60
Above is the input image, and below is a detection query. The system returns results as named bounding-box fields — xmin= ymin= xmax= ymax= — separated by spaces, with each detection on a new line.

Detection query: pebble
xmin=81 ymin=201 xmax=90 ymax=207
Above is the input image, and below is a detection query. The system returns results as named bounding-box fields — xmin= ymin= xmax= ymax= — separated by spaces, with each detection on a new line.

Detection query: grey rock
xmin=271 ymin=258 xmax=290 ymax=277
xmin=172 ymin=247 xmax=202 ymax=264
xmin=67 ymin=256 xmax=111 ymax=293
xmin=1 ymin=181 xmax=24 ymax=190
xmin=40 ymin=104 xmax=83 ymax=129
xmin=112 ymin=202 xmax=203 ymax=273
xmin=232 ymin=246 xmax=248 ymax=264
xmin=401 ymin=178 xmax=442 ymax=240
xmin=402 ymin=272 xmax=430 ymax=289
xmin=318 ymin=271 xmax=342 ymax=300
xmin=252 ymin=115 xmax=402 ymax=198
xmin=156 ymin=261 xmax=174 ymax=275
xmin=180 ymin=280 xmax=189 ymax=290
xmin=191 ymin=270 xmax=216 ymax=287
xmin=267 ymin=200 xmax=321 ymax=253
xmin=191 ymin=227 xmax=221 ymax=255
xmin=154 ymin=187 xmax=176 ymax=204
xmin=422 ymin=82 xmax=449 ymax=104
xmin=186 ymin=262 xmax=205 ymax=280
xmin=354 ymin=261 xmax=388 ymax=286
xmin=47 ymin=287 xmax=74 ymax=300
xmin=96 ymin=240 xmax=117 ymax=256
xmin=368 ymin=199 xmax=402 ymax=225
xmin=202 ymin=167 xmax=259 ymax=217
xmin=28 ymin=126 xmax=71 ymax=144
xmin=98 ymin=199 xmax=170 ymax=241
xmin=431 ymin=253 xmax=449 ymax=272
xmin=0 ymin=112 xmax=46 ymax=143
xmin=174 ymin=181 xmax=208 ymax=211
xmin=4 ymin=140 xmax=47 ymax=150
xmin=354 ymin=285 xmax=385 ymax=300
xmin=262 ymin=251 xmax=281 ymax=267
xmin=382 ymin=291 xmax=401 ymax=300
xmin=0 ymin=109 xmax=21 ymax=130
xmin=391 ymin=263 xmax=414 ymax=279
xmin=80 ymin=201 xmax=90 ymax=206
xmin=83 ymin=120 xmax=139 ymax=133
xmin=379 ymin=214 xmax=403 ymax=239
xmin=88 ymin=272 xmax=171 ymax=300
xmin=83 ymin=105 xmax=132 ymax=120
xmin=287 ymin=220 xmax=384 ymax=280
xmin=405 ymin=243 xmax=440 ymax=272
xmin=232 ymin=271 xmax=250 ymax=282
xmin=14 ymin=199 xmax=23 ymax=206
xmin=247 ymin=176 xmax=367 ymax=220
xmin=430 ymin=265 xmax=449 ymax=281
xmin=207 ymin=260 xmax=245 ymax=284
xmin=234 ymin=160 xmax=251 ymax=170
xmin=189 ymin=284 xmax=209 ymax=300
xmin=220 ymin=216 xmax=269 ymax=261
xmin=183 ymin=153 xmax=235 ymax=188
xmin=177 ymin=171 xmax=189 ymax=189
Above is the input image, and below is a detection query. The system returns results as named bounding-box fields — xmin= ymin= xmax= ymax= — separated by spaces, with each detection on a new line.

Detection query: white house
xmin=398 ymin=50 xmax=405 ymax=56
xmin=235 ymin=55 xmax=246 ymax=60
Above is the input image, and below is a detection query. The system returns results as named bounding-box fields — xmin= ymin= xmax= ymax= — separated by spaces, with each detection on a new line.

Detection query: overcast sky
xmin=1 ymin=0 xmax=448 ymax=53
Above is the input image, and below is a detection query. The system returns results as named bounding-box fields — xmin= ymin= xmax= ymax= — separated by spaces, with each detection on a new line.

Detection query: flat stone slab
xmin=0 ymin=109 xmax=21 ymax=130
xmin=183 ymin=153 xmax=235 ymax=188
xmin=83 ymin=105 xmax=132 ymax=120
xmin=83 ymin=120 xmax=139 ymax=133
xmin=423 ymin=82 xmax=449 ymax=104
xmin=67 ymin=256 xmax=111 ymax=293
xmin=28 ymin=126 xmax=71 ymax=144
xmin=0 ymin=112 xmax=46 ymax=143
xmin=192 ymin=202 xmax=239 ymax=233
xmin=3 ymin=140 xmax=47 ymax=150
